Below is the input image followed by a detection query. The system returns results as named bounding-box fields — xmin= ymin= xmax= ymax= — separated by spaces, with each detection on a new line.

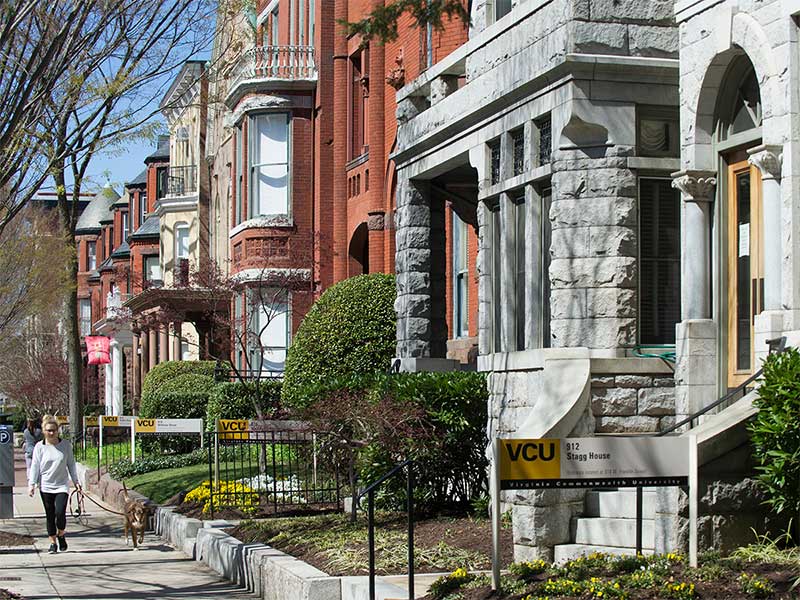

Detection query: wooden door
xmin=727 ymin=157 xmax=763 ymax=387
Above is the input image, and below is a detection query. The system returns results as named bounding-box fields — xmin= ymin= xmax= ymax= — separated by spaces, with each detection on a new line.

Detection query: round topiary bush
xmin=140 ymin=360 xmax=217 ymax=402
xmin=282 ymin=273 xmax=396 ymax=408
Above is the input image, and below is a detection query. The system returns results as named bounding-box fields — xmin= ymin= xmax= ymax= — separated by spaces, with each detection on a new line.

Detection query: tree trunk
xmin=55 ymin=168 xmax=83 ymax=443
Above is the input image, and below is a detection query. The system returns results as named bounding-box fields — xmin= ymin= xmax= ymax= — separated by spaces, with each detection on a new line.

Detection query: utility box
xmin=0 ymin=425 xmax=13 ymax=518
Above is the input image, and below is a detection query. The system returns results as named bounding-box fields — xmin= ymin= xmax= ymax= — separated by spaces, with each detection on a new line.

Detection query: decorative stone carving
xmin=385 ymin=51 xmax=405 ymax=90
xmin=671 ymin=170 xmax=717 ymax=203
xmin=367 ymin=212 xmax=385 ymax=231
xmin=747 ymin=145 xmax=783 ymax=181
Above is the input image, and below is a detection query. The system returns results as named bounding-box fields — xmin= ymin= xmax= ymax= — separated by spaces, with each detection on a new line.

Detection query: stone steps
xmin=553 ymin=489 xmax=656 ymax=563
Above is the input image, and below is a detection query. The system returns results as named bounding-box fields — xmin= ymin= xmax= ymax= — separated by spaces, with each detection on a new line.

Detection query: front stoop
xmin=553 ymin=489 xmax=656 ymax=563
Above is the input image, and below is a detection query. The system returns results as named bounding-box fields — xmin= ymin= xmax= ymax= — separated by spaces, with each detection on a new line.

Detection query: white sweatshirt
xmin=28 ymin=440 xmax=79 ymax=494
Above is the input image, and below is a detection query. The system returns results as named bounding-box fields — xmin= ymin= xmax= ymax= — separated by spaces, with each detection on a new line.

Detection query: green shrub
xmin=303 ymin=370 xmax=489 ymax=513
xmin=109 ymin=448 xmax=208 ymax=479
xmin=748 ymin=347 xmax=800 ymax=519
xmin=428 ymin=568 xmax=474 ymax=599
xmin=205 ymin=380 xmax=283 ymax=431
xmin=282 ymin=274 xmax=396 ymax=408
xmin=141 ymin=360 xmax=217 ymax=402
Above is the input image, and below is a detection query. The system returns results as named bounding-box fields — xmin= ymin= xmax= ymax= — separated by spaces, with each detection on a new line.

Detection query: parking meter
xmin=0 ymin=425 xmax=12 ymax=518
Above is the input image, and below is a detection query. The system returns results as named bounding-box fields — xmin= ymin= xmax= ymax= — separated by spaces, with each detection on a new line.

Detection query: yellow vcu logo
xmin=500 ymin=439 xmax=560 ymax=480
xmin=135 ymin=419 xmax=156 ymax=433
xmin=219 ymin=419 xmax=249 ymax=439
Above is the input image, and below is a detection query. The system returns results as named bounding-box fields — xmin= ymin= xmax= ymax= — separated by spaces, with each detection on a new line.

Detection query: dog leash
xmin=70 ymin=487 xmax=127 ymax=518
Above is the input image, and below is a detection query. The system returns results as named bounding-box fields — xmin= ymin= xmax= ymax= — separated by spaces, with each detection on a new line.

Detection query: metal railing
xmin=214 ymin=368 xmax=284 ymax=382
xmin=206 ymin=426 xmax=341 ymax=518
xmin=356 ymin=459 xmax=415 ymax=600
xmin=167 ymin=165 xmax=197 ymax=196
xmin=231 ymin=45 xmax=317 ymax=88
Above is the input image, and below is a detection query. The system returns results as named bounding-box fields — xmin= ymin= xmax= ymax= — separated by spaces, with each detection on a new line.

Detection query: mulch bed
xmin=227 ymin=515 xmax=514 ymax=576
xmin=419 ymin=561 xmax=800 ymax=599
xmin=0 ymin=531 xmax=34 ymax=547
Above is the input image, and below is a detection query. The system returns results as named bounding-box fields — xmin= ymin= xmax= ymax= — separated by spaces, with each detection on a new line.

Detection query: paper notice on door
xmin=739 ymin=223 xmax=750 ymax=257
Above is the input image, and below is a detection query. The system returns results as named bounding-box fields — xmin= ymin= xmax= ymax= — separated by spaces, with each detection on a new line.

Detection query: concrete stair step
xmin=553 ymin=543 xmax=655 ymax=564
xmin=574 ymin=516 xmax=654 ymax=548
xmin=585 ymin=489 xmax=657 ymax=519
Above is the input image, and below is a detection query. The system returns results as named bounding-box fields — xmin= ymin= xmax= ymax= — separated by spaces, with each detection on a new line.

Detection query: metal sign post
xmin=0 ymin=426 xmax=14 ymax=518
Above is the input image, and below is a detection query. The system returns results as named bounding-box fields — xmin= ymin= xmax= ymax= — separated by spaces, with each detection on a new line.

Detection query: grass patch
xmin=127 ymin=461 xmax=265 ymax=504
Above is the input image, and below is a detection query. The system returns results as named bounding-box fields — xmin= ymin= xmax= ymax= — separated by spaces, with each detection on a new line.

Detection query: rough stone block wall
xmin=549 ymin=147 xmax=638 ymax=350
xmin=655 ymin=443 xmax=791 ymax=554
xmin=590 ymin=373 xmax=675 ymax=433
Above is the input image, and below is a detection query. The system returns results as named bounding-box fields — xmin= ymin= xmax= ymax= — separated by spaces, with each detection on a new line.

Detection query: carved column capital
xmin=671 ymin=170 xmax=717 ymax=203
xmin=367 ymin=212 xmax=385 ymax=231
xmin=747 ymin=144 xmax=783 ymax=181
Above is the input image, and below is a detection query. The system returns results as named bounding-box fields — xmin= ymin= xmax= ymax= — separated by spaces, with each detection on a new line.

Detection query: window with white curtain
xmin=248 ymin=288 xmax=289 ymax=372
xmin=452 ymin=212 xmax=468 ymax=338
xmin=87 ymin=241 xmax=96 ymax=271
xmin=249 ymin=113 xmax=290 ymax=217
xmin=79 ymin=299 xmax=92 ymax=337
xmin=175 ymin=223 xmax=190 ymax=259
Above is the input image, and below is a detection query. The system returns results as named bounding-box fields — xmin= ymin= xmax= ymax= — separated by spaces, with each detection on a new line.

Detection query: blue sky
xmin=84 ymin=135 xmax=159 ymax=192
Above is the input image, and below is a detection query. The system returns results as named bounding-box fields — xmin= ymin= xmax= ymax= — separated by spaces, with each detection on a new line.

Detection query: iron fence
xmin=206 ymin=424 xmax=341 ymax=518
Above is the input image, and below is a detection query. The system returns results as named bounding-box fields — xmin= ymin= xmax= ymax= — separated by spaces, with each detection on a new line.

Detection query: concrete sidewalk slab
xmin=1 ymin=449 xmax=256 ymax=600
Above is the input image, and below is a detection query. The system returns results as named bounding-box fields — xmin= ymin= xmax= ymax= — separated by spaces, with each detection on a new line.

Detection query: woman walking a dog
xmin=28 ymin=415 xmax=81 ymax=554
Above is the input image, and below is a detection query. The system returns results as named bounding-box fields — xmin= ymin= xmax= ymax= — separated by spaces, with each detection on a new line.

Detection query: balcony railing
xmin=230 ymin=45 xmax=317 ymax=90
xmin=167 ymin=165 xmax=197 ymax=196
xmin=106 ymin=291 xmax=131 ymax=320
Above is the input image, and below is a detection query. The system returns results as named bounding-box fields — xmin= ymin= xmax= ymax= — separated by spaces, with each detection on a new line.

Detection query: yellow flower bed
xmin=185 ymin=480 xmax=259 ymax=514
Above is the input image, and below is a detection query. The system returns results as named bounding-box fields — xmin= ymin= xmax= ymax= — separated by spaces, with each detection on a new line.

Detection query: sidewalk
xmin=1 ymin=449 xmax=255 ymax=599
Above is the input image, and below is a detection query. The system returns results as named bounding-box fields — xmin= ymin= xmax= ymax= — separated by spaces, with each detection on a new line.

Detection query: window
xmin=489 ymin=139 xmax=501 ymax=185
xmin=235 ymin=124 xmax=243 ymax=224
xmin=79 ymin=299 xmax=92 ymax=337
xmin=87 ymin=241 xmax=96 ymax=271
xmin=512 ymin=128 xmax=525 ymax=176
xmin=249 ymin=113 xmax=289 ymax=217
xmin=639 ymin=178 xmax=681 ymax=344
xmin=108 ymin=225 xmax=114 ymax=254
xmin=493 ymin=0 xmax=512 ymax=21
xmin=536 ymin=115 xmax=552 ymax=166
xmin=156 ymin=167 xmax=169 ymax=200
xmin=139 ymin=192 xmax=147 ymax=226
xmin=453 ymin=212 xmax=468 ymax=338
xmin=512 ymin=194 xmax=526 ymax=350
xmin=175 ymin=223 xmax=190 ymax=259
xmin=144 ymin=255 xmax=160 ymax=283
xmin=489 ymin=202 xmax=502 ymax=352
xmin=234 ymin=292 xmax=244 ymax=370
xmin=248 ymin=288 xmax=289 ymax=372
xmin=122 ymin=212 xmax=129 ymax=242
xmin=349 ymin=50 xmax=368 ymax=160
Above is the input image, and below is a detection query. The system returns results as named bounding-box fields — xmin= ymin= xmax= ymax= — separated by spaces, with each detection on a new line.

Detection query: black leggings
xmin=40 ymin=492 xmax=68 ymax=537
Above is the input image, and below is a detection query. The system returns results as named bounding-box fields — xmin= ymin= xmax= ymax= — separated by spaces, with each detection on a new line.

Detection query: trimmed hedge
xmin=282 ymin=274 xmax=396 ymax=408
xmin=205 ymin=380 xmax=283 ymax=431
xmin=140 ymin=360 xmax=217 ymax=402
xmin=140 ymin=373 xmax=216 ymax=420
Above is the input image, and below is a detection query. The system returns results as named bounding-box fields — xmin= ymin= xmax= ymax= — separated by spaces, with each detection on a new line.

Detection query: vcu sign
xmin=219 ymin=419 xmax=249 ymax=440
xmin=499 ymin=439 xmax=561 ymax=487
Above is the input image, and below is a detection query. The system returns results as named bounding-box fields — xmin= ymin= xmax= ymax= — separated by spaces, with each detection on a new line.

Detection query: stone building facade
xmin=393 ymin=0 xmax=793 ymax=560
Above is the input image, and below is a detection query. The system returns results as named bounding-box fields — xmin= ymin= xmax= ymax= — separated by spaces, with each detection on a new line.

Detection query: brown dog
xmin=122 ymin=482 xmax=148 ymax=550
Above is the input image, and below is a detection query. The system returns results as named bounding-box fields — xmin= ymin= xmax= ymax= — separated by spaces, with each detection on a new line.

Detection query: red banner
xmin=85 ymin=336 xmax=111 ymax=365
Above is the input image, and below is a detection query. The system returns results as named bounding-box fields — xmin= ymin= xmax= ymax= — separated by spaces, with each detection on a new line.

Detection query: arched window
xmin=716 ymin=56 xmax=762 ymax=141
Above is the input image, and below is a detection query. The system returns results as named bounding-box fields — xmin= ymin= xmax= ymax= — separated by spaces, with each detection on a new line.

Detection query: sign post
xmin=0 ymin=426 xmax=13 ymax=518
xmin=491 ymin=436 xmax=690 ymax=589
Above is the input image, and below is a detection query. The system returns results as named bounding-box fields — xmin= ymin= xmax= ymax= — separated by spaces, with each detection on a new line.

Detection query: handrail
xmin=356 ymin=459 xmax=415 ymax=600
xmin=657 ymin=368 xmax=763 ymax=436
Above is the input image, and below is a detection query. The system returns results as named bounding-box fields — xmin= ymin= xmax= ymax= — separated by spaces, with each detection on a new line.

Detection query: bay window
xmin=249 ymin=113 xmax=289 ymax=217
xmin=248 ymin=287 xmax=289 ymax=372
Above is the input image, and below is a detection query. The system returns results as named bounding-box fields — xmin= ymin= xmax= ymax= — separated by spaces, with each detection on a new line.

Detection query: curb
xmin=154 ymin=505 xmax=415 ymax=599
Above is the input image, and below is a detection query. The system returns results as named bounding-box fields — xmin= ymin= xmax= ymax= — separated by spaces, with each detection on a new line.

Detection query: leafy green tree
xmin=342 ymin=0 xmax=469 ymax=43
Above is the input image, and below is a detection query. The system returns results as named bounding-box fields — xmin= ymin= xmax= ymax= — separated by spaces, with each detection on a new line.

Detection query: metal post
xmin=491 ymin=438 xmax=501 ymax=591
xmin=635 ymin=486 xmax=643 ymax=556
xmin=207 ymin=432 xmax=215 ymax=518
xmin=689 ymin=434 xmax=698 ymax=567
xmin=368 ymin=489 xmax=376 ymax=600
xmin=98 ymin=420 xmax=104 ymax=481
xmin=407 ymin=465 xmax=414 ymax=600
xmin=130 ymin=421 xmax=136 ymax=463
